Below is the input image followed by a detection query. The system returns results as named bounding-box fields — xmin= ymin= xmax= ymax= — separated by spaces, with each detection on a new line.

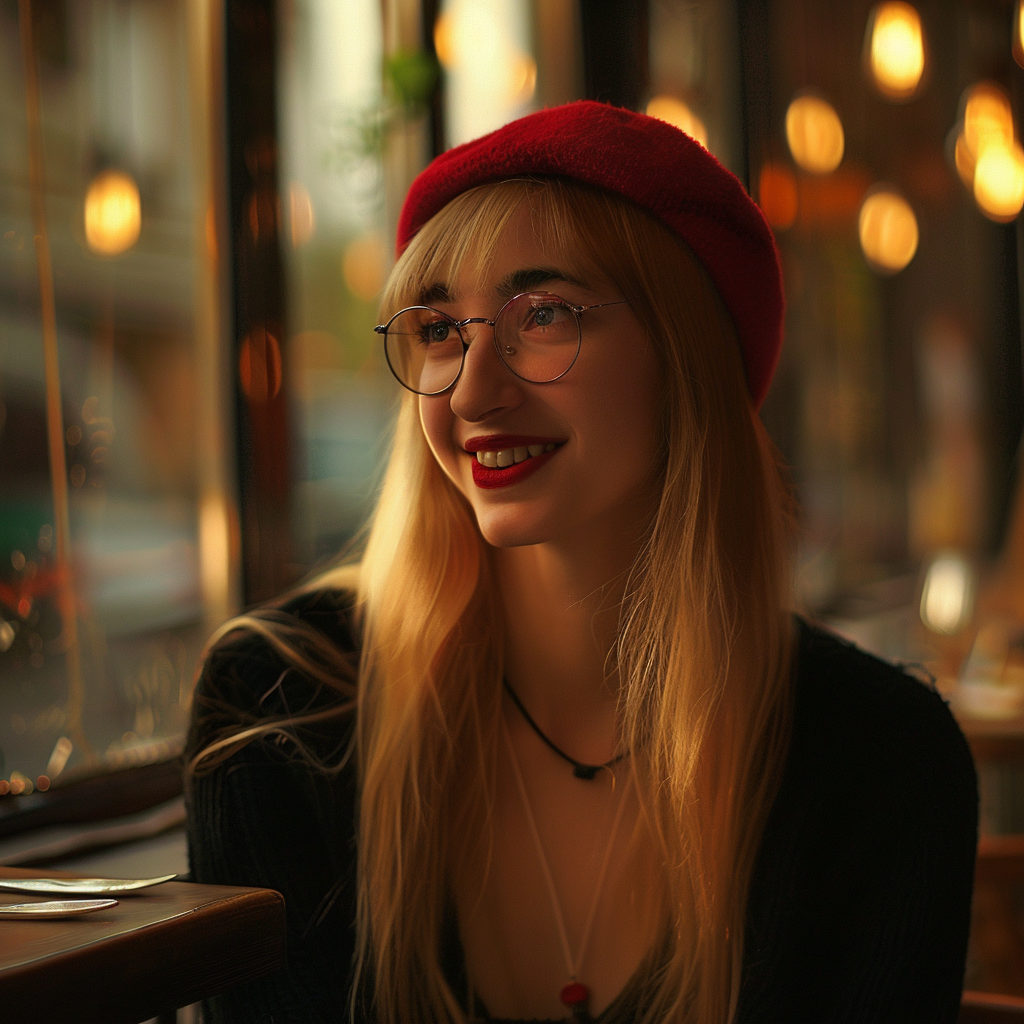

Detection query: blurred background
xmin=3 ymin=0 xmax=1024 ymax=998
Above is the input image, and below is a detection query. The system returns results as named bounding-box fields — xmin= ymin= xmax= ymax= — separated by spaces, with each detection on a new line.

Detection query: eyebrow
xmin=495 ymin=267 xmax=588 ymax=299
xmin=417 ymin=267 xmax=589 ymax=307
xmin=418 ymin=282 xmax=454 ymax=305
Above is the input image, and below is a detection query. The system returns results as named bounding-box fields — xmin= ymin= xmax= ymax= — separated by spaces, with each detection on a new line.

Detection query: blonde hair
xmin=350 ymin=178 xmax=796 ymax=1022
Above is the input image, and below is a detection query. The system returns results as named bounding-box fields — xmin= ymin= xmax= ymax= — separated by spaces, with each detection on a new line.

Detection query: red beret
xmin=397 ymin=100 xmax=784 ymax=408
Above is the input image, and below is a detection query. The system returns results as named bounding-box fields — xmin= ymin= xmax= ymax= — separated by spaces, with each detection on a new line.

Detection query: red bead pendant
xmin=560 ymin=981 xmax=590 ymax=1007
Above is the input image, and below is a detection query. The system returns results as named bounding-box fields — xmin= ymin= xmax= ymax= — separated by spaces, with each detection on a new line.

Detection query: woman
xmin=186 ymin=102 xmax=977 ymax=1024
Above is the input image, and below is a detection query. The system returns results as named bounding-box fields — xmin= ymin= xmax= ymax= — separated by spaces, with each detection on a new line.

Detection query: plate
xmin=0 ymin=899 xmax=118 ymax=919
xmin=0 ymin=873 xmax=176 ymax=895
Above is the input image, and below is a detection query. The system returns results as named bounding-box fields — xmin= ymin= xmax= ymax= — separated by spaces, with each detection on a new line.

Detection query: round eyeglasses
xmin=374 ymin=291 xmax=627 ymax=396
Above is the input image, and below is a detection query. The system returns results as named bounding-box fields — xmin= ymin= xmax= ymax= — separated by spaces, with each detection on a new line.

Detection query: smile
xmin=474 ymin=443 xmax=557 ymax=468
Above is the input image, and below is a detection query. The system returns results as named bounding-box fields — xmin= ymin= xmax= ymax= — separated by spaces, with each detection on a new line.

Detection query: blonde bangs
xmin=380 ymin=178 xmax=618 ymax=319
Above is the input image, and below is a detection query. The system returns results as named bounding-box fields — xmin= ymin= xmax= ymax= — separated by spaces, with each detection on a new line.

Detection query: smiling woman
xmin=185 ymin=102 xmax=977 ymax=1024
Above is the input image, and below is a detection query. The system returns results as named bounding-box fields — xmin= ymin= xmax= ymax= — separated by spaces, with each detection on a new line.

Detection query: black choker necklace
xmin=502 ymin=679 xmax=628 ymax=781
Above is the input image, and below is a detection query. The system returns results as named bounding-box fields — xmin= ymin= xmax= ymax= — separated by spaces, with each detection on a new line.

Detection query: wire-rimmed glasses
xmin=374 ymin=291 xmax=626 ymax=396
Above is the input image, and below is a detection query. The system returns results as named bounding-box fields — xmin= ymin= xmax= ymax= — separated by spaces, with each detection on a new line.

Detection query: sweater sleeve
xmin=184 ymin=589 xmax=361 ymax=1024
xmin=739 ymin=623 xmax=979 ymax=1024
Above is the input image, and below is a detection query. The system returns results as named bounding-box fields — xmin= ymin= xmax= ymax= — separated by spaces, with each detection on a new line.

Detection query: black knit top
xmin=185 ymin=588 xmax=978 ymax=1023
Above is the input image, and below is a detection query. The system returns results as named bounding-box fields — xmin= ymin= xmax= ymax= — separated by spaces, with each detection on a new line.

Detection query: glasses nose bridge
xmin=453 ymin=315 xmax=498 ymax=350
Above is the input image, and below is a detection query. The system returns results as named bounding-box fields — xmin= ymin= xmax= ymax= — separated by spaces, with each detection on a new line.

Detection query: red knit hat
xmin=397 ymin=101 xmax=784 ymax=408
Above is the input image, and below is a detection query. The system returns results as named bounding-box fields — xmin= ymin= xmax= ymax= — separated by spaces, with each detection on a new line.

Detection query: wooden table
xmin=0 ymin=865 xmax=285 ymax=1024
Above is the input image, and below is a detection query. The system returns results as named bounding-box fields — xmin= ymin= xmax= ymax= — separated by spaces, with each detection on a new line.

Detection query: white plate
xmin=0 ymin=873 xmax=176 ymax=895
xmin=0 ymin=899 xmax=118 ymax=918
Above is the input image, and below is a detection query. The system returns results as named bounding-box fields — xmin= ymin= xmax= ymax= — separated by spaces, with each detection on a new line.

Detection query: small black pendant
xmin=573 ymin=763 xmax=601 ymax=780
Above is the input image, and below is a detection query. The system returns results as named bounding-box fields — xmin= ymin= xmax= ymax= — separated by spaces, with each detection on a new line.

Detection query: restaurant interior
xmin=3 ymin=0 xmax=1024 ymax=1019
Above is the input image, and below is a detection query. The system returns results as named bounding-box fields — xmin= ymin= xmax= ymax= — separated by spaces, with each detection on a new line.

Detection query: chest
xmin=453 ymin=754 xmax=660 ymax=1021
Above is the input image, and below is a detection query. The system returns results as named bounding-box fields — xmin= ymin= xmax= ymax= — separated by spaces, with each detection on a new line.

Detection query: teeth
xmin=475 ymin=443 xmax=559 ymax=467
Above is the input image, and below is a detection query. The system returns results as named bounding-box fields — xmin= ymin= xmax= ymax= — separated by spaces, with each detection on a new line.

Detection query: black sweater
xmin=185 ymin=588 xmax=978 ymax=1023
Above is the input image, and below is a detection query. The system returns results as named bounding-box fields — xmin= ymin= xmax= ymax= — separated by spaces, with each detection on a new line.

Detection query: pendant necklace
xmin=503 ymin=679 xmax=629 ymax=780
xmin=501 ymin=718 xmax=630 ymax=1022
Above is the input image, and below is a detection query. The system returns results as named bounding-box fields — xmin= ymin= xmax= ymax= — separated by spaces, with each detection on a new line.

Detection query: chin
xmin=472 ymin=506 xmax=557 ymax=549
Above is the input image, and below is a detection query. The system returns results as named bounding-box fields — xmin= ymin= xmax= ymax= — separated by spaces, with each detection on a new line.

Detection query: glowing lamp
xmin=858 ymin=189 xmax=918 ymax=274
xmin=84 ymin=170 xmax=141 ymax=255
xmin=974 ymin=141 xmax=1024 ymax=222
xmin=646 ymin=96 xmax=708 ymax=149
xmin=785 ymin=95 xmax=844 ymax=174
xmin=963 ymin=83 xmax=1014 ymax=160
xmin=867 ymin=2 xmax=925 ymax=100
xmin=920 ymin=551 xmax=974 ymax=635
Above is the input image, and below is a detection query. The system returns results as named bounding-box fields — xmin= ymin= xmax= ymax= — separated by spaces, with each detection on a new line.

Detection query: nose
xmin=447 ymin=321 xmax=524 ymax=422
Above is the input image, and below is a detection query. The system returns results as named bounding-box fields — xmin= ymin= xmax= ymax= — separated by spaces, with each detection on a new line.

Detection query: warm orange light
xmin=785 ymin=95 xmax=844 ymax=174
xmin=84 ymin=170 xmax=141 ymax=255
xmin=289 ymin=183 xmax=315 ymax=247
xmin=758 ymin=163 xmax=798 ymax=229
xmin=868 ymin=2 xmax=924 ymax=100
xmin=434 ymin=11 xmax=456 ymax=69
xmin=646 ymin=96 xmax=708 ymax=149
xmin=974 ymin=141 xmax=1024 ymax=222
xmin=952 ymin=83 xmax=1022 ymax=219
xmin=858 ymin=189 xmax=918 ymax=273
xmin=342 ymin=232 xmax=387 ymax=302
xmin=963 ymin=83 xmax=1014 ymax=160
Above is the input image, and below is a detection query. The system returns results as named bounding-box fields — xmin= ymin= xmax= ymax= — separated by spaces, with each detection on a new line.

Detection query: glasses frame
xmin=374 ymin=291 xmax=627 ymax=396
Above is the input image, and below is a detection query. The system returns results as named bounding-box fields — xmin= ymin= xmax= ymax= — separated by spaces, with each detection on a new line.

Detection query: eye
xmin=424 ymin=320 xmax=451 ymax=343
xmin=532 ymin=306 xmax=556 ymax=327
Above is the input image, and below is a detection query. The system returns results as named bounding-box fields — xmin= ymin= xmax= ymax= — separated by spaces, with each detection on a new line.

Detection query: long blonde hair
xmin=349 ymin=177 xmax=795 ymax=1022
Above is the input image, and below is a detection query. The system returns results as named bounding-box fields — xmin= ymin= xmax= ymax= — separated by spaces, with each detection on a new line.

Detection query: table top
xmin=0 ymin=865 xmax=285 ymax=1024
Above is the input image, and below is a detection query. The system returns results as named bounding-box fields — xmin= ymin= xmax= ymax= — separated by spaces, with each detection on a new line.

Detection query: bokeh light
xmin=758 ymin=163 xmax=798 ymax=229
xmin=920 ymin=551 xmax=974 ymax=635
xmin=858 ymin=189 xmax=918 ymax=273
xmin=785 ymin=95 xmax=844 ymax=174
xmin=84 ymin=170 xmax=141 ymax=255
xmin=952 ymin=83 xmax=1024 ymax=220
xmin=867 ymin=2 xmax=925 ymax=100
xmin=974 ymin=141 xmax=1024 ymax=222
xmin=646 ymin=95 xmax=708 ymax=149
xmin=963 ymin=83 xmax=1014 ymax=161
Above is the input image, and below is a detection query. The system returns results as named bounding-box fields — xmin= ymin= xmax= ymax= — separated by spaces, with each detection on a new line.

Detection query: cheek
xmin=418 ymin=397 xmax=461 ymax=481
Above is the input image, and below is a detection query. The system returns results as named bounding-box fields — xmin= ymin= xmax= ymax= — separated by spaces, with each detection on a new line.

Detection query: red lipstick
xmin=463 ymin=435 xmax=565 ymax=490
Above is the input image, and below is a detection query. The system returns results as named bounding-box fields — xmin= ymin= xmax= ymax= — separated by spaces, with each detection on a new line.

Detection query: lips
xmin=464 ymin=435 xmax=565 ymax=490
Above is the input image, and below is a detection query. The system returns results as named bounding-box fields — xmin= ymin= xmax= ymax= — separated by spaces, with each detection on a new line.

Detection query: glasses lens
xmin=495 ymin=294 xmax=581 ymax=383
xmin=384 ymin=307 xmax=463 ymax=394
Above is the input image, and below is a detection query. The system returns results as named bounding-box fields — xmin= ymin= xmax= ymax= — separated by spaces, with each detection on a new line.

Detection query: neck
xmin=495 ymin=530 xmax=643 ymax=764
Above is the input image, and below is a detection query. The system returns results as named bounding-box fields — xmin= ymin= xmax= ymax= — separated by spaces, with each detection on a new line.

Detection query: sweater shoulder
xmin=186 ymin=586 xmax=360 ymax=762
xmin=791 ymin=616 xmax=976 ymax=798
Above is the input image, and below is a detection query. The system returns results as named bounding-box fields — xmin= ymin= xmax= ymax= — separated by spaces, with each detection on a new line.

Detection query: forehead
xmin=426 ymin=201 xmax=597 ymax=301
